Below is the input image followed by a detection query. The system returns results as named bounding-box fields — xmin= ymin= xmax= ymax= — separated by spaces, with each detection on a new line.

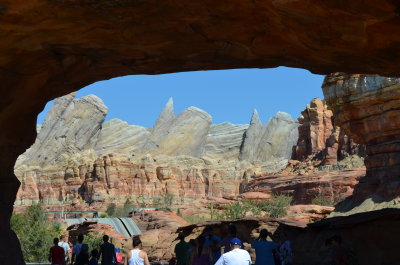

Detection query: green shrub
xmin=85 ymin=232 xmax=103 ymax=253
xmin=106 ymin=198 xmax=134 ymax=217
xmin=183 ymin=215 xmax=208 ymax=224
xmin=105 ymin=203 xmax=116 ymax=216
xmin=312 ymin=195 xmax=333 ymax=206
xmin=220 ymin=201 xmax=248 ymax=219
xmin=11 ymin=204 xmax=62 ymax=262
xmin=257 ymin=194 xmax=292 ymax=218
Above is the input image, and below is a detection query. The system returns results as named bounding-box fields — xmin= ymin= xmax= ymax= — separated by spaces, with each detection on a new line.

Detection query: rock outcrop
xmin=244 ymin=169 xmax=365 ymax=205
xmin=291 ymin=98 xmax=365 ymax=167
xmin=16 ymin=93 xmax=107 ymax=168
xmin=94 ymin=119 xmax=150 ymax=156
xmin=204 ymin=122 xmax=248 ymax=161
xmin=174 ymin=209 xmax=400 ymax=265
xmin=323 ymin=74 xmax=400 ymax=215
xmin=15 ymin=154 xmax=247 ymax=206
xmin=14 ymin=94 xmax=301 ymax=206
xmin=151 ymin=107 xmax=212 ymax=157
xmin=239 ymin=110 xmax=299 ymax=163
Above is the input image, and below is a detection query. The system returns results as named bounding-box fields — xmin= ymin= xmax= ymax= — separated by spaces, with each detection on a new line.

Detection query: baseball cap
xmin=230 ymin=237 xmax=242 ymax=246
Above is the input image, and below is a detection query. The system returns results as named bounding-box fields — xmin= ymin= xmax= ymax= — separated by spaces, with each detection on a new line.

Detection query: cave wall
xmin=3 ymin=0 xmax=400 ymax=264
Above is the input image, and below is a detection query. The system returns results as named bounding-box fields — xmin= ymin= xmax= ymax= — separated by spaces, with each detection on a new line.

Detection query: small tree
xmin=85 ymin=232 xmax=103 ymax=253
xmin=162 ymin=192 xmax=174 ymax=210
xmin=11 ymin=204 xmax=62 ymax=262
xmin=259 ymin=194 xmax=292 ymax=218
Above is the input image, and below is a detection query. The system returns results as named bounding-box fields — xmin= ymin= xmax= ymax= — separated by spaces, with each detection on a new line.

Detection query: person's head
xmin=259 ymin=229 xmax=269 ymax=240
xmin=229 ymin=238 xmax=242 ymax=249
xmin=189 ymin=239 xmax=197 ymax=247
xmin=228 ymin=224 xmax=237 ymax=237
xmin=53 ymin=237 xmax=59 ymax=246
xmin=78 ymin=234 xmax=84 ymax=243
xmin=204 ymin=226 xmax=213 ymax=236
xmin=103 ymin=235 xmax=109 ymax=242
xmin=60 ymin=235 xmax=66 ymax=242
xmin=178 ymin=232 xmax=186 ymax=241
xmin=132 ymin=236 xmax=142 ymax=249
xmin=81 ymin=244 xmax=89 ymax=254
xmin=91 ymin=249 xmax=98 ymax=258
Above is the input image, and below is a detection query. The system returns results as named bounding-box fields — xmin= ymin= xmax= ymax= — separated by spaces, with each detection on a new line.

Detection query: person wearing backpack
xmin=115 ymin=248 xmax=123 ymax=265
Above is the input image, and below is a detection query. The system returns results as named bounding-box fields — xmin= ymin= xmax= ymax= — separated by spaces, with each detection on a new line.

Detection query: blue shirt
xmin=205 ymin=235 xmax=222 ymax=262
xmin=251 ymin=240 xmax=277 ymax=265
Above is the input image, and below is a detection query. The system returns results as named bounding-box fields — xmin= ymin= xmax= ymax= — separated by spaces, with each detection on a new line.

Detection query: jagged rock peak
xmin=16 ymin=93 xmax=108 ymax=168
xmin=154 ymin=97 xmax=175 ymax=128
xmin=250 ymin=109 xmax=262 ymax=125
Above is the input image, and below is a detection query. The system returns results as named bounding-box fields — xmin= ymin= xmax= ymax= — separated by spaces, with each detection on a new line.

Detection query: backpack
xmin=115 ymin=248 xmax=123 ymax=263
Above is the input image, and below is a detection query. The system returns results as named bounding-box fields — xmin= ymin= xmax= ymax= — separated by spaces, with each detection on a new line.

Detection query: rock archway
xmin=3 ymin=1 xmax=400 ymax=264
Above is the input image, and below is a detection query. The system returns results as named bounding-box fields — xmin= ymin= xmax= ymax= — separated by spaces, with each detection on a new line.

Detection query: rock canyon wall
xmin=14 ymin=94 xmax=299 ymax=206
xmin=323 ymin=74 xmax=400 ymax=215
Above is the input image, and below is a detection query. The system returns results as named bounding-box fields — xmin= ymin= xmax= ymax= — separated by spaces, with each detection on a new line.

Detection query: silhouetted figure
xmin=49 ymin=237 xmax=65 ymax=265
xmin=214 ymin=238 xmax=251 ymax=265
xmin=98 ymin=235 xmax=117 ymax=265
xmin=325 ymin=235 xmax=350 ymax=265
xmin=187 ymin=239 xmax=197 ymax=265
xmin=174 ymin=233 xmax=190 ymax=265
xmin=89 ymin=249 xmax=99 ymax=265
xmin=126 ymin=236 xmax=151 ymax=265
xmin=251 ymin=229 xmax=278 ymax=265
xmin=191 ymin=236 xmax=211 ymax=265
xmin=203 ymin=227 xmax=221 ymax=262
xmin=275 ymin=233 xmax=292 ymax=265
xmin=221 ymin=225 xmax=244 ymax=253
xmin=72 ymin=235 xmax=87 ymax=264
xmin=75 ymin=244 xmax=90 ymax=265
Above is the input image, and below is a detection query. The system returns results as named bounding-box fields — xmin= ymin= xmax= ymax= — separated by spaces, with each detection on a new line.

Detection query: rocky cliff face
xmin=239 ymin=110 xmax=299 ymax=163
xmin=322 ymin=74 xmax=400 ymax=215
xmin=15 ymin=93 xmax=107 ymax=169
xmin=291 ymin=97 xmax=365 ymax=168
xmin=15 ymin=95 xmax=299 ymax=206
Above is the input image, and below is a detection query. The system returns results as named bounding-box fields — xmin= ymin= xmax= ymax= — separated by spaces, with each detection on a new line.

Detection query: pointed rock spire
xmin=154 ymin=97 xmax=174 ymax=129
xmin=249 ymin=109 xmax=262 ymax=126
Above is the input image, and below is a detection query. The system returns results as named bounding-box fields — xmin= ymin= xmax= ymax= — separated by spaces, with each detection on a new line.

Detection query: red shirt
xmin=50 ymin=245 xmax=65 ymax=265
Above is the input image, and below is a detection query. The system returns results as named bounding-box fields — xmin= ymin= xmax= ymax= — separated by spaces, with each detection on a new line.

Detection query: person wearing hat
xmin=214 ymin=238 xmax=251 ymax=265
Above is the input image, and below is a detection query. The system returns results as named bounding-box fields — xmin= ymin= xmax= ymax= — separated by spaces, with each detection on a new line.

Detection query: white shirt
xmin=214 ymin=248 xmax=252 ymax=265
xmin=58 ymin=241 xmax=70 ymax=260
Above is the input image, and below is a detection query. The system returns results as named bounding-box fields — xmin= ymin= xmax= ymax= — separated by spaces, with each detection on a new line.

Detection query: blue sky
xmin=37 ymin=67 xmax=324 ymax=127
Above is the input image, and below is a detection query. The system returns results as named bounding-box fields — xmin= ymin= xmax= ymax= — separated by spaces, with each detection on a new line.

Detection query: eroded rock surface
xmin=292 ymin=98 xmax=365 ymax=165
xmin=239 ymin=110 xmax=299 ymax=164
xmin=16 ymin=93 xmax=107 ymax=168
xmin=323 ymin=74 xmax=400 ymax=215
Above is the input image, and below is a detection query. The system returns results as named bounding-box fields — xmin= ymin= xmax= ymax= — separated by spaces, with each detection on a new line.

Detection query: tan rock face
xmin=323 ymin=74 xmax=400 ymax=215
xmin=15 ymin=154 xmax=248 ymax=206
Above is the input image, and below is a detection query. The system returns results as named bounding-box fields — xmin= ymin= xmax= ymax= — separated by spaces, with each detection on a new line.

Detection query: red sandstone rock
xmin=323 ymin=74 xmax=400 ymax=214
xmin=245 ymin=169 xmax=365 ymax=205
xmin=292 ymin=98 xmax=365 ymax=165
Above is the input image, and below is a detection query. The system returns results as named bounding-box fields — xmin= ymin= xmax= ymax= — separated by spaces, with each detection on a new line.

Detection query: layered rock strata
xmin=322 ymin=74 xmax=400 ymax=215
xmin=292 ymin=97 xmax=365 ymax=165
xmin=15 ymin=94 xmax=301 ymax=206
xmin=16 ymin=93 xmax=107 ymax=168
xmin=239 ymin=110 xmax=298 ymax=163
xmin=15 ymin=154 xmax=248 ymax=206
xmin=244 ymin=169 xmax=365 ymax=205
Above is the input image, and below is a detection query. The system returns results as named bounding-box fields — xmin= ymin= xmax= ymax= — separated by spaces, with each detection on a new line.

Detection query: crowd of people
xmin=173 ymin=225 xmax=292 ymax=265
xmin=49 ymin=234 xmax=123 ymax=265
xmin=49 ymin=225 xmax=350 ymax=265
